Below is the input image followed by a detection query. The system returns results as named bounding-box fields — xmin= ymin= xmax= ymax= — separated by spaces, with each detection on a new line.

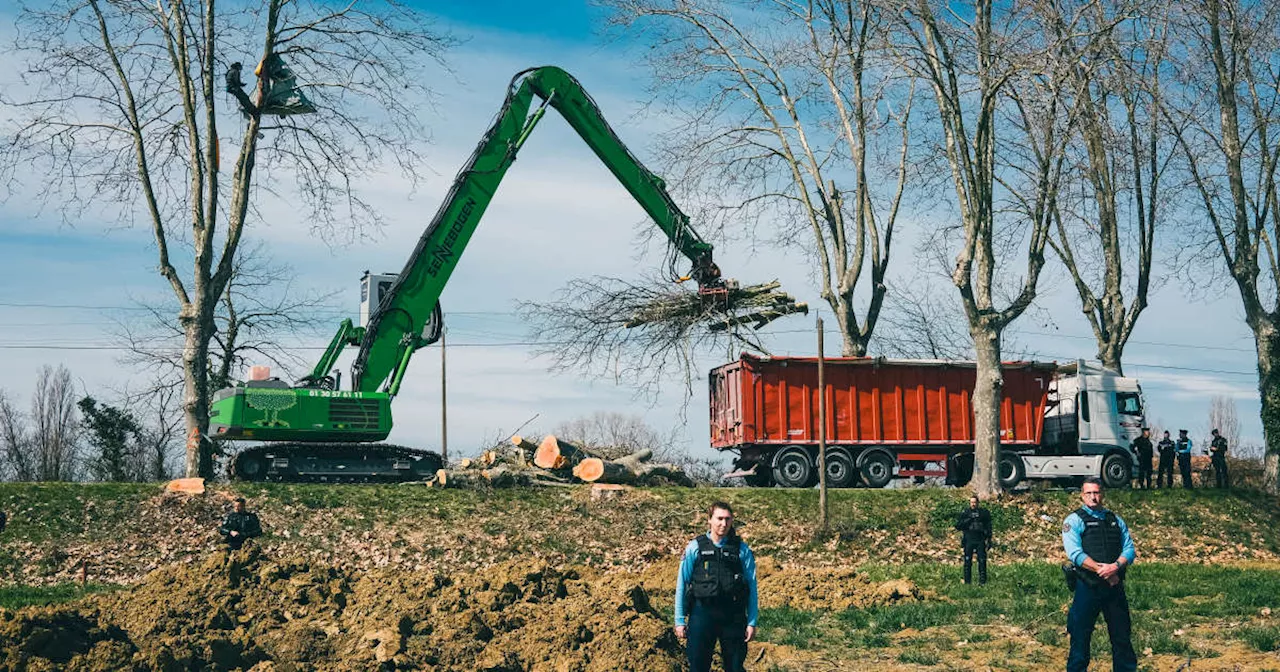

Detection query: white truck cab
xmin=1016 ymin=360 xmax=1145 ymax=488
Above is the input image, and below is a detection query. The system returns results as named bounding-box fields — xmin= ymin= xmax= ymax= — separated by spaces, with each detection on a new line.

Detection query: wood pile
xmin=423 ymin=434 xmax=694 ymax=489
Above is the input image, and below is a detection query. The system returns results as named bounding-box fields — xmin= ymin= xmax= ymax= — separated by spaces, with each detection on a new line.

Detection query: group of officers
xmin=681 ymin=479 xmax=1145 ymax=672
xmin=1130 ymin=427 xmax=1231 ymax=489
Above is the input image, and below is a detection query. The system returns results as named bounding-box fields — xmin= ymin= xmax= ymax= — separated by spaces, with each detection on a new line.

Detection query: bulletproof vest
xmin=1176 ymin=438 xmax=1192 ymax=454
xmin=1158 ymin=439 xmax=1174 ymax=456
xmin=688 ymin=534 xmax=747 ymax=609
xmin=960 ymin=509 xmax=987 ymax=540
xmin=1077 ymin=507 xmax=1125 ymax=578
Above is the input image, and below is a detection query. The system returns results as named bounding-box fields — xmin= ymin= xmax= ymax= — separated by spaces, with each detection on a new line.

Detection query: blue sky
xmin=0 ymin=1 xmax=1264 ymax=467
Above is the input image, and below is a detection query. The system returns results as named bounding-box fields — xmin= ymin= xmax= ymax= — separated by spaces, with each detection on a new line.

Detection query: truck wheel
xmin=1101 ymin=453 xmax=1132 ymax=489
xmin=773 ymin=448 xmax=815 ymax=488
xmin=859 ymin=451 xmax=894 ymax=489
xmin=998 ymin=452 xmax=1025 ymax=489
xmin=947 ymin=454 xmax=974 ymax=487
xmin=824 ymin=449 xmax=858 ymax=488
xmin=235 ymin=453 xmax=265 ymax=482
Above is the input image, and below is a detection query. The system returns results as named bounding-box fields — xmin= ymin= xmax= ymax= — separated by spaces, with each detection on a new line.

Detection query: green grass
xmin=759 ymin=561 xmax=1280 ymax=659
xmin=0 ymin=583 xmax=123 ymax=610
xmin=0 ymin=482 xmax=156 ymax=542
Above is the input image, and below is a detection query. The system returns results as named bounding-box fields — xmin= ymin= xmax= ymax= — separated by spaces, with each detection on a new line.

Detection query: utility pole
xmin=441 ymin=328 xmax=448 ymax=464
xmin=817 ymin=317 xmax=828 ymax=531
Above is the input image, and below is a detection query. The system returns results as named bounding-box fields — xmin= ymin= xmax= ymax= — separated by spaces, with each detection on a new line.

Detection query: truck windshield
xmin=1116 ymin=391 xmax=1142 ymax=416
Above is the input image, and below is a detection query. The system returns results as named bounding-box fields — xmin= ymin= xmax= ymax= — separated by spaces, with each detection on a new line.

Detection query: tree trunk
xmin=181 ymin=305 xmax=214 ymax=479
xmin=1255 ymin=323 xmax=1280 ymax=494
xmin=970 ymin=324 xmax=1003 ymax=498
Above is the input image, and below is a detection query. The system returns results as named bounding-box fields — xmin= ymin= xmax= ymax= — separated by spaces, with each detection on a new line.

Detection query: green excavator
xmin=209 ymin=66 xmax=795 ymax=482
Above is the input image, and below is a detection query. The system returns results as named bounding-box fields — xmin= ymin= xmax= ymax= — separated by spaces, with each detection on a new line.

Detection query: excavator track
xmin=229 ymin=443 xmax=442 ymax=483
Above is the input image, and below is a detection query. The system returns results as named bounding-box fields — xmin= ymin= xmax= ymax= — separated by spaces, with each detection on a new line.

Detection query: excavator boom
xmin=209 ymin=66 xmax=765 ymax=482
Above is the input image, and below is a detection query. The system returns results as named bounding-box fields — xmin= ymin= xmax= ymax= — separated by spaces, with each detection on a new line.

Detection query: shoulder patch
xmin=1061 ymin=516 xmax=1076 ymax=534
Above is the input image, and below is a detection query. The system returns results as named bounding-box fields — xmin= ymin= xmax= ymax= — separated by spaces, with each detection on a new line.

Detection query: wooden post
xmin=79 ymin=558 xmax=88 ymax=587
xmin=818 ymin=317 xmax=828 ymax=531
xmin=441 ymin=328 xmax=448 ymax=464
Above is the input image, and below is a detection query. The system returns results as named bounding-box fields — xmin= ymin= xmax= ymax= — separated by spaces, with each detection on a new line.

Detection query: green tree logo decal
xmin=245 ymin=388 xmax=298 ymax=428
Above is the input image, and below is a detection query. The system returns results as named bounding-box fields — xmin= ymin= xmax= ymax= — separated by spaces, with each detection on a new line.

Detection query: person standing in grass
xmin=1156 ymin=430 xmax=1176 ymax=488
xmin=1176 ymin=429 xmax=1194 ymax=488
xmin=955 ymin=495 xmax=992 ymax=585
xmin=674 ymin=501 xmax=758 ymax=672
xmin=1131 ymin=428 xmax=1154 ymax=490
xmin=1062 ymin=477 xmax=1137 ymax=672
xmin=1209 ymin=428 xmax=1230 ymax=489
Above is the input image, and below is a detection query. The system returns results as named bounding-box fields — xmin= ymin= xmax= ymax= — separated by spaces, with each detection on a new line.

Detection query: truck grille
xmin=328 ymin=398 xmax=382 ymax=429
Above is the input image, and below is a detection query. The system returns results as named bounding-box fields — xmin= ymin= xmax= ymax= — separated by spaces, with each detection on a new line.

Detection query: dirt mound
xmin=0 ymin=547 xmax=684 ymax=671
xmin=755 ymin=559 xmax=931 ymax=611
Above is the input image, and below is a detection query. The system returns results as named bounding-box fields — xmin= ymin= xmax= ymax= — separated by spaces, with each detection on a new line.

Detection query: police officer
xmin=219 ymin=496 xmax=262 ymax=550
xmin=1209 ymin=428 xmax=1230 ymax=489
xmin=1132 ymin=428 xmax=1154 ymax=490
xmin=1156 ymin=430 xmax=1175 ymax=488
xmin=1176 ymin=429 xmax=1194 ymax=488
xmin=674 ymin=501 xmax=759 ymax=672
xmin=955 ymin=495 xmax=992 ymax=585
xmin=1062 ymin=477 xmax=1137 ymax=672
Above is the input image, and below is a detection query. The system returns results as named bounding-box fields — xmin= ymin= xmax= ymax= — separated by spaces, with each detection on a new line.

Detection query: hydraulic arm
xmin=351 ymin=66 xmax=721 ymax=398
xmin=209 ymin=66 xmax=752 ymax=481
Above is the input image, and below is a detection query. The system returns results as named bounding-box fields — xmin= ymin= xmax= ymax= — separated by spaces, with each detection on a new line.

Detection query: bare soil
xmin=0 ymin=544 xmax=932 ymax=671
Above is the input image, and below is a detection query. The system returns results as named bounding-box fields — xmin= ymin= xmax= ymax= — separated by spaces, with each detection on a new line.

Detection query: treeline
xmin=0 ymin=365 xmax=181 ymax=482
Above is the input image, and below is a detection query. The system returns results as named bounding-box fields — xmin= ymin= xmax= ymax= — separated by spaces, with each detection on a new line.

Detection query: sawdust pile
xmin=0 ymin=547 xmax=684 ymax=672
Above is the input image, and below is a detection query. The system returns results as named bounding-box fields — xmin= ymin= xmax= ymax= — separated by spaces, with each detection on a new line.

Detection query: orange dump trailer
xmin=709 ymin=354 xmax=1057 ymax=488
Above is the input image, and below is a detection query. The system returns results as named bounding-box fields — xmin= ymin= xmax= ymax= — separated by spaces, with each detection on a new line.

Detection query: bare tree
xmin=895 ymin=0 xmax=1073 ymax=496
xmin=1164 ymin=0 xmax=1280 ymax=491
xmin=604 ymin=0 xmax=914 ymax=357
xmin=115 ymin=241 xmax=338 ymax=395
xmin=0 ymin=1 xmax=451 ymax=478
xmin=875 ymin=276 xmax=976 ymax=359
xmin=133 ymin=384 xmax=183 ymax=481
xmin=30 ymin=365 xmax=80 ymax=481
xmin=0 ymin=390 xmax=35 ymax=481
xmin=1208 ymin=394 xmax=1241 ymax=455
xmin=1035 ymin=0 xmax=1175 ymax=374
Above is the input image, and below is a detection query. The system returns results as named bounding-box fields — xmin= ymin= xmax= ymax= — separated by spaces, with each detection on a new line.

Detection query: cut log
xmin=570 ymin=448 xmax=693 ymax=486
xmin=511 ymin=435 xmax=540 ymax=460
xmin=458 ymin=457 xmax=473 ymax=469
xmin=165 ymin=477 xmax=206 ymax=494
xmin=434 ymin=469 xmax=490 ymax=489
xmin=533 ymin=435 xmax=592 ymax=470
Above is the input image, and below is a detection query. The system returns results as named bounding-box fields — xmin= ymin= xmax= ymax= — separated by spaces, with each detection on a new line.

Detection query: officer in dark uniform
xmin=1175 ymin=429 xmax=1194 ymax=488
xmin=674 ymin=501 xmax=759 ymax=672
xmin=0 ymin=509 xmax=6 ymax=534
xmin=955 ymin=495 xmax=992 ymax=584
xmin=1062 ymin=477 xmax=1137 ymax=672
xmin=1131 ymin=428 xmax=1153 ymax=490
xmin=1156 ymin=430 xmax=1175 ymax=488
xmin=219 ymin=496 xmax=262 ymax=550
xmin=1209 ymin=429 xmax=1230 ymax=488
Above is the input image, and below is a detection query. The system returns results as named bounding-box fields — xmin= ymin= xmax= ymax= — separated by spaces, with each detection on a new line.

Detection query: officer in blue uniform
xmin=1062 ymin=477 xmax=1137 ymax=672
xmin=674 ymin=501 xmax=759 ymax=672
xmin=1175 ymin=429 xmax=1194 ymax=488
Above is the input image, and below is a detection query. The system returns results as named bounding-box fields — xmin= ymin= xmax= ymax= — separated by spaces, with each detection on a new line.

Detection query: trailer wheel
xmin=1101 ymin=453 xmax=1132 ymax=489
xmin=998 ymin=452 xmax=1025 ymax=489
xmin=773 ymin=448 xmax=816 ymax=488
xmin=824 ymin=449 xmax=858 ymax=488
xmin=859 ymin=451 xmax=894 ymax=489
